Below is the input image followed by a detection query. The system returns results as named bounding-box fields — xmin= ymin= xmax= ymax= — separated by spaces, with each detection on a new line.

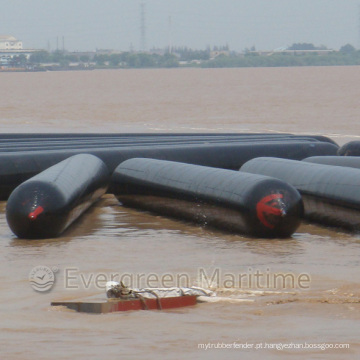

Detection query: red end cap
xmin=28 ymin=206 xmax=44 ymax=220
xmin=256 ymin=194 xmax=284 ymax=229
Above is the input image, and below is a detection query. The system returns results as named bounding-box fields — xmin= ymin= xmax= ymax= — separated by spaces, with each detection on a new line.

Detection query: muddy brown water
xmin=0 ymin=67 xmax=359 ymax=359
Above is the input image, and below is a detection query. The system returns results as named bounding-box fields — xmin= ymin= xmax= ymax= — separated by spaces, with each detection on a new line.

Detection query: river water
xmin=0 ymin=67 xmax=359 ymax=359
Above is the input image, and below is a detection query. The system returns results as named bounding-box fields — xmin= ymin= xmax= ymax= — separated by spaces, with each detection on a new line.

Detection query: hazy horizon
xmin=0 ymin=0 xmax=359 ymax=52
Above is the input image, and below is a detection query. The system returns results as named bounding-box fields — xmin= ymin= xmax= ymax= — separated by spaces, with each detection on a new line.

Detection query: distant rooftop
xmin=0 ymin=35 xmax=18 ymax=41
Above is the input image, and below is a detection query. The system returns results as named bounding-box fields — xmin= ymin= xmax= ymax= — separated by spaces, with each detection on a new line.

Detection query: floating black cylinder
xmin=0 ymin=132 xmax=338 ymax=146
xmin=112 ymin=158 xmax=303 ymax=238
xmin=240 ymin=157 xmax=360 ymax=231
xmin=337 ymin=141 xmax=360 ymax=156
xmin=6 ymin=154 xmax=110 ymax=239
xmin=0 ymin=136 xmax=331 ymax=152
xmin=0 ymin=140 xmax=338 ymax=200
xmin=303 ymin=156 xmax=360 ymax=169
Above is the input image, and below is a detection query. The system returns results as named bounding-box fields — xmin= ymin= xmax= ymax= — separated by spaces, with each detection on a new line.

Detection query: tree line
xmin=5 ymin=43 xmax=360 ymax=70
xmin=27 ymin=50 xmax=179 ymax=68
xmin=201 ymin=44 xmax=360 ymax=68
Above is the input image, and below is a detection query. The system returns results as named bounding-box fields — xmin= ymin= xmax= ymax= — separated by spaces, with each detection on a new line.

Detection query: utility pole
xmin=168 ymin=16 xmax=172 ymax=54
xmin=358 ymin=4 xmax=360 ymax=49
xmin=140 ymin=1 xmax=146 ymax=51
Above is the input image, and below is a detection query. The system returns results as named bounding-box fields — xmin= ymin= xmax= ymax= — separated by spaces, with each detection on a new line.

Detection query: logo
xmin=256 ymin=194 xmax=284 ymax=229
xmin=29 ymin=265 xmax=57 ymax=292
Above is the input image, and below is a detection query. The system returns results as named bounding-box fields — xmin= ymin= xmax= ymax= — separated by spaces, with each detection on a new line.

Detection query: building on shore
xmin=0 ymin=35 xmax=23 ymax=50
xmin=0 ymin=35 xmax=40 ymax=67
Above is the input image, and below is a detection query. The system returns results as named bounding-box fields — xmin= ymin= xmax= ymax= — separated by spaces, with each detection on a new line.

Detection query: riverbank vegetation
xmin=4 ymin=43 xmax=360 ymax=71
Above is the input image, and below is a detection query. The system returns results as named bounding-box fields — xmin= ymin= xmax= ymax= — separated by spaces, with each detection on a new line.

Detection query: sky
xmin=0 ymin=0 xmax=359 ymax=52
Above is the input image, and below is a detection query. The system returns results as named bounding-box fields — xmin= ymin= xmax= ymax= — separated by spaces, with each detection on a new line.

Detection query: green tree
xmin=29 ymin=51 xmax=51 ymax=63
xmin=51 ymin=50 xmax=66 ymax=63
xmin=80 ymin=55 xmax=90 ymax=62
xmin=119 ymin=52 xmax=131 ymax=64
xmin=109 ymin=53 xmax=122 ymax=66
xmin=12 ymin=54 xmax=27 ymax=67
xmin=128 ymin=53 xmax=156 ymax=68
xmin=65 ymin=54 xmax=79 ymax=62
xmin=158 ymin=53 xmax=179 ymax=68
xmin=340 ymin=44 xmax=356 ymax=53
xmin=94 ymin=54 xmax=109 ymax=66
xmin=288 ymin=43 xmax=316 ymax=50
